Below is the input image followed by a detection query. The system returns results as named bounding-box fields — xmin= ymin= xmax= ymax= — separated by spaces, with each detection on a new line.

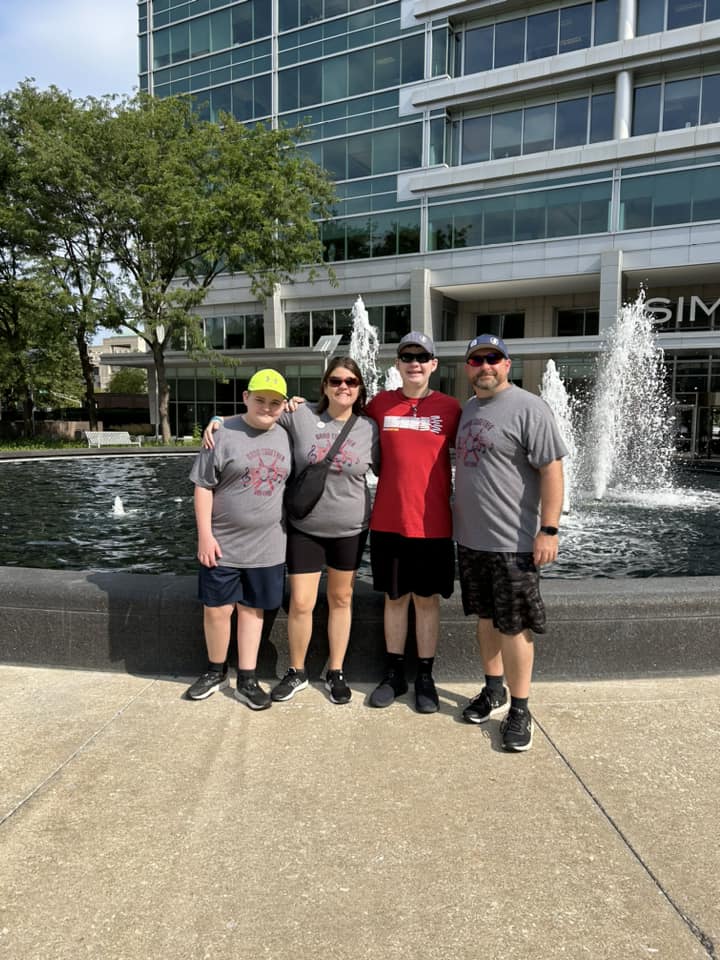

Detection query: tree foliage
xmin=107 ymin=368 xmax=148 ymax=394
xmin=0 ymin=85 xmax=336 ymax=440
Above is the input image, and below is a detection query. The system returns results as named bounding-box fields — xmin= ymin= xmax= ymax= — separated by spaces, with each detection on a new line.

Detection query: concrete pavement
xmin=0 ymin=664 xmax=718 ymax=960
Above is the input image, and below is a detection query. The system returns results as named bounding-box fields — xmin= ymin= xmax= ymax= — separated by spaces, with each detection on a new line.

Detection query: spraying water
xmin=384 ymin=366 xmax=403 ymax=390
xmin=540 ymin=360 xmax=577 ymax=513
xmin=112 ymin=496 xmax=126 ymax=516
xmin=583 ymin=289 xmax=674 ymax=499
xmin=349 ymin=296 xmax=380 ymax=397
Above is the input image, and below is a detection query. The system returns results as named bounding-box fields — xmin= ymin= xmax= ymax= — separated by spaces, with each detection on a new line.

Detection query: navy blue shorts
xmin=287 ymin=525 xmax=369 ymax=574
xmin=370 ymin=531 xmax=455 ymax=600
xmin=198 ymin=563 xmax=285 ymax=610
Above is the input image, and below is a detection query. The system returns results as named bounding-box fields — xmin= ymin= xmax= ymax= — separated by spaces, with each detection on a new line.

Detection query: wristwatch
xmin=539 ymin=525 xmax=559 ymax=536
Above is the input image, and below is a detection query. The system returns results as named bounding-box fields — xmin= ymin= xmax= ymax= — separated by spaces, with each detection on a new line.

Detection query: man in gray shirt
xmin=453 ymin=335 xmax=567 ymax=752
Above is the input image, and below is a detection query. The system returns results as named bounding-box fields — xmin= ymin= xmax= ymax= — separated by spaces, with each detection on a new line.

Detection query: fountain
xmin=540 ymin=360 xmax=577 ymax=513
xmin=581 ymin=288 xmax=674 ymax=499
xmin=347 ymin=294 xmax=409 ymax=392
xmin=541 ymin=289 xmax=675 ymax=505
xmin=1 ymin=290 xmax=719 ymax=579
xmin=348 ymin=296 xmax=380 ymax=397
xmin=537 ymin=290 xmax=720 ymax=577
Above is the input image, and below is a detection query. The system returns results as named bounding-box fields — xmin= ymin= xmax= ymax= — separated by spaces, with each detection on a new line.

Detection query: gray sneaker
xmin=462 ymin=686 xmax=508 ymax=724
xmin=271 ymin=668 xmax=309 ymax=702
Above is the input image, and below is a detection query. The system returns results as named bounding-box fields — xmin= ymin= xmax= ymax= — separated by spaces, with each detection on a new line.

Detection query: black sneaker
xmin=500 ymin=707 xmax=534 ymax=752
xmin=235 ymin=676 xmax=271 ymax=711
xmin=325 ymin=669 xmax=352 ymax=704
xmin=414 ymin=673 xmax=439 ymax=714
xmin=369 ymin=669 xmax=408 ymax=708
xmin=271 ymin=668 xmax=309 ymax=702
xmin=186 ymin=669 xmax=228 ymax=701
xmin=462 ymin=685 xmax=508 ymax=724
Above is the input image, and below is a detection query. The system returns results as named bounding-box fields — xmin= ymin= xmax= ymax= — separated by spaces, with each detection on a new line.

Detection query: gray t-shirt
xmin=453 ymin=385 xmax=568 ymax=552
xmin=280 ymin=403 xmax=380 ymax=538
xmin=189 ymin=418 xmax=291 ymax=568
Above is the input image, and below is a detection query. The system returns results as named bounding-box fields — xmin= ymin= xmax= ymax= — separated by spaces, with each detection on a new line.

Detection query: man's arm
xmin=534 ymin=458 xmax=564 ymax=567
xmin=194 ymin=485 xmax=223 ymax=567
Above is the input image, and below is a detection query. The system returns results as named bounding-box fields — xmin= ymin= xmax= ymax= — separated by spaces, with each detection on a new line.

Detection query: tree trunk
xmin=153 ymin=345 xmax=172 ymax=444
xmin=75 ymin=328 xmax=99 ymax=429
xmin=22 ymin=384 xmax=35 ymax=438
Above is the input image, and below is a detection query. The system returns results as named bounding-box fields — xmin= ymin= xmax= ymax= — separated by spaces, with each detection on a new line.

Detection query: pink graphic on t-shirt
xmin=242 ymin=452 xmax=288 ymax=495
xmin=457 ymin=418 xmax=494 ymax=466
xmin=309 ymin=439 xmax=358 ymax=472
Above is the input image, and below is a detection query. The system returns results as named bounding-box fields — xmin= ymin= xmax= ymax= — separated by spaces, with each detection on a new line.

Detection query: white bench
xmin=83 ymin=431 xmax=143 ymax=448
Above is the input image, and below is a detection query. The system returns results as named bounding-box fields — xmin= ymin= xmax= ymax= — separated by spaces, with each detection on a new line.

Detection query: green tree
xmin=0 ymin=86 xmax=81 ymax=433
xmin=11 ymin=84 xmax=120 ymax=429
xmin=97 ymin=94 xmax=335 ymax=442
xmin=107 ymin=368 xmax=148 ymax=394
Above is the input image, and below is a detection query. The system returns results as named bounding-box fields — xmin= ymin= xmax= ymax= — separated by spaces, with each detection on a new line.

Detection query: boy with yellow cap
xmin=186 ymin=369 xmax=292 ymax=708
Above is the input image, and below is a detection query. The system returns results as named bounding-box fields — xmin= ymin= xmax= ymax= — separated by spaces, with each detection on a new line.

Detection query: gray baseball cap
xmin=397 ymin=331 xmax=435 ymax=355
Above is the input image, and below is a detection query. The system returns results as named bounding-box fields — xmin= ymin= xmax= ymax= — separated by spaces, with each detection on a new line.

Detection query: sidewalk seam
xmin=0 ymin=677 xmax=159 ymax=830
xmin=535 ymin=717 xmax=718 ymax=960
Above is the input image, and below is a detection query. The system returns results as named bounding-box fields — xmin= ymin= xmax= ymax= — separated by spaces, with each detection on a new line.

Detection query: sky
xmin=0 ymin=1 xmax=139 ymax=99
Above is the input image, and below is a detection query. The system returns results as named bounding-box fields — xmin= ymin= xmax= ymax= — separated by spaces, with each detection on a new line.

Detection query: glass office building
xmin=135 ymin=0 xmax=720 ymax=454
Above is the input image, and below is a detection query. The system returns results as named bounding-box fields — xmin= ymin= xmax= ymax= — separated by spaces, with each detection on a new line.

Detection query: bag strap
xmin=324 ymin=414 xmax=357 ymax=463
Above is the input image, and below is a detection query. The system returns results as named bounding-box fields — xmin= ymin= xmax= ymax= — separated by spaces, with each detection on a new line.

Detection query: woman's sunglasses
xmin=327 ymin=376 xmax=360 ymax=388
xmin=466 ymin=353 xmax=505 ymax=367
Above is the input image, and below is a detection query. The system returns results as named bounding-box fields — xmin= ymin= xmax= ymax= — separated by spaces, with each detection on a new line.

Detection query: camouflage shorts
xmin=457 ymin=546 xmax=546 ymax=635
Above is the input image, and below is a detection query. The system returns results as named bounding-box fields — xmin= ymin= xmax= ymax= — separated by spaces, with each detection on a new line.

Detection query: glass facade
xmin=461 ymin=0 xmax=618 ymax=75
xmin=140 ymin=0 xmax=720 ymax=453
xmin=456 ymin=91 xmax=614 ymax=164
xmin=632 ymin=71 xmax=720 ymax=135
xmin=637 ymin=0 xmax=720 ymax=34
xmin=429 ymin=178 xmax=612 ymax=250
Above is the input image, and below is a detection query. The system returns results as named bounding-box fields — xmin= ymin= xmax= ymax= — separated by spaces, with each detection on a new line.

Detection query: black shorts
xmin=457 ymin=546 xmax=546 ymax=635
xmin=287 ymin=525 xmax=369 ymax=574
xmin=370 ymin=531 xmax=455 ymax=600
xmin=198 ymin=563 xmax=285 ymax=610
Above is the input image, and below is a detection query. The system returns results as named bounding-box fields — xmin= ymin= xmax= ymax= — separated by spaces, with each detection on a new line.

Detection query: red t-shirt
xmin=366 ymin=389 xmax=462 ymax=539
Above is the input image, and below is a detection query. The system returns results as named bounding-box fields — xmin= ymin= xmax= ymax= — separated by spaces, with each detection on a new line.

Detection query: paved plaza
xmin=1 ymin=665 xmax=718 ymax=959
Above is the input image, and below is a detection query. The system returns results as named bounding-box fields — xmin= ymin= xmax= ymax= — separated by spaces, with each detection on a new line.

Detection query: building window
xmin=441 ymin=306 xmax=458 ymax=341
xmin=476 ymin=313 xmax=525 ymax=338
xmin=620 ymin=162 xmax=720 ymax=229
xmin=320 ymin=210 xmax=421 ymax=262
xmin=458 ymin=91 xmax=615 ymax=164
xmin=202 ymin=314 xmax=265 ymax=350
xmin=556 ymin=308 xmax=599 ymax=335
xmin=429 ymin=180 xmax=611 ymax=250
xmin=364 ymin=304 xmax=411 ymax=343
xmin=637 ymin=0 xmax=719 ymax=33
xmin=632 ymin=73 xmax=720 ymax=135
xmin=462 ymin=0 xmax=617 ymax=76
xmin=285 ymin=308 xmax=355 ymax=346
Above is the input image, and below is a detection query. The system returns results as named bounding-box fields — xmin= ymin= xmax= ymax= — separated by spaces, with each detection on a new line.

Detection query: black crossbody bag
xmin=284 ymin=415 xmax=357 ymax=522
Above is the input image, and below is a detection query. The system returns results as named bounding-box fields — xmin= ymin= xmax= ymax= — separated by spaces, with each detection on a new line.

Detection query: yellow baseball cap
xmin=247 ymin=368 xmax=288 ymax=397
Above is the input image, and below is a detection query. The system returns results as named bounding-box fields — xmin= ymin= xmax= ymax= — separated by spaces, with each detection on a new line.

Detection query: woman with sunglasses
xmin=203 ymin=357 xmax=379 ymax=705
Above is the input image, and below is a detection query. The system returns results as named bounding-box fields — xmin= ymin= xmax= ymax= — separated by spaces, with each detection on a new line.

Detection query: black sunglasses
xmin=398 ymin=352 xmax=433 ymax=363
xmin=466 ymin=353 xmax=505 ymax=367
xmin=327 ymin=376 xmax=359 ymax=388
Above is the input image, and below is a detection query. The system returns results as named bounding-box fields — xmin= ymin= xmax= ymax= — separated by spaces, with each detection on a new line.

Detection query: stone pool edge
xmin=1 ymin=566 xmax=718 ymax=682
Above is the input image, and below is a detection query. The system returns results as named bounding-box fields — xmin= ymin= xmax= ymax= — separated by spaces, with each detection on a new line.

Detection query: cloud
xmin=0 ymin=0 xmax=138 ymax=98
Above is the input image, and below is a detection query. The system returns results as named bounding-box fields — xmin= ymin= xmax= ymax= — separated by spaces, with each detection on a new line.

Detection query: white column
xmin=614 ymin=0 xmax=636 ymax=139
xmin=410 ymin=268 xmax=433 ymax=336
xmin=614 ymin=70 xmax=633 ymax=140
xmin=599 ymin=249 xmax=623 ymax=332
xmin=263 ymin=287 xmax=284 ymax=347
